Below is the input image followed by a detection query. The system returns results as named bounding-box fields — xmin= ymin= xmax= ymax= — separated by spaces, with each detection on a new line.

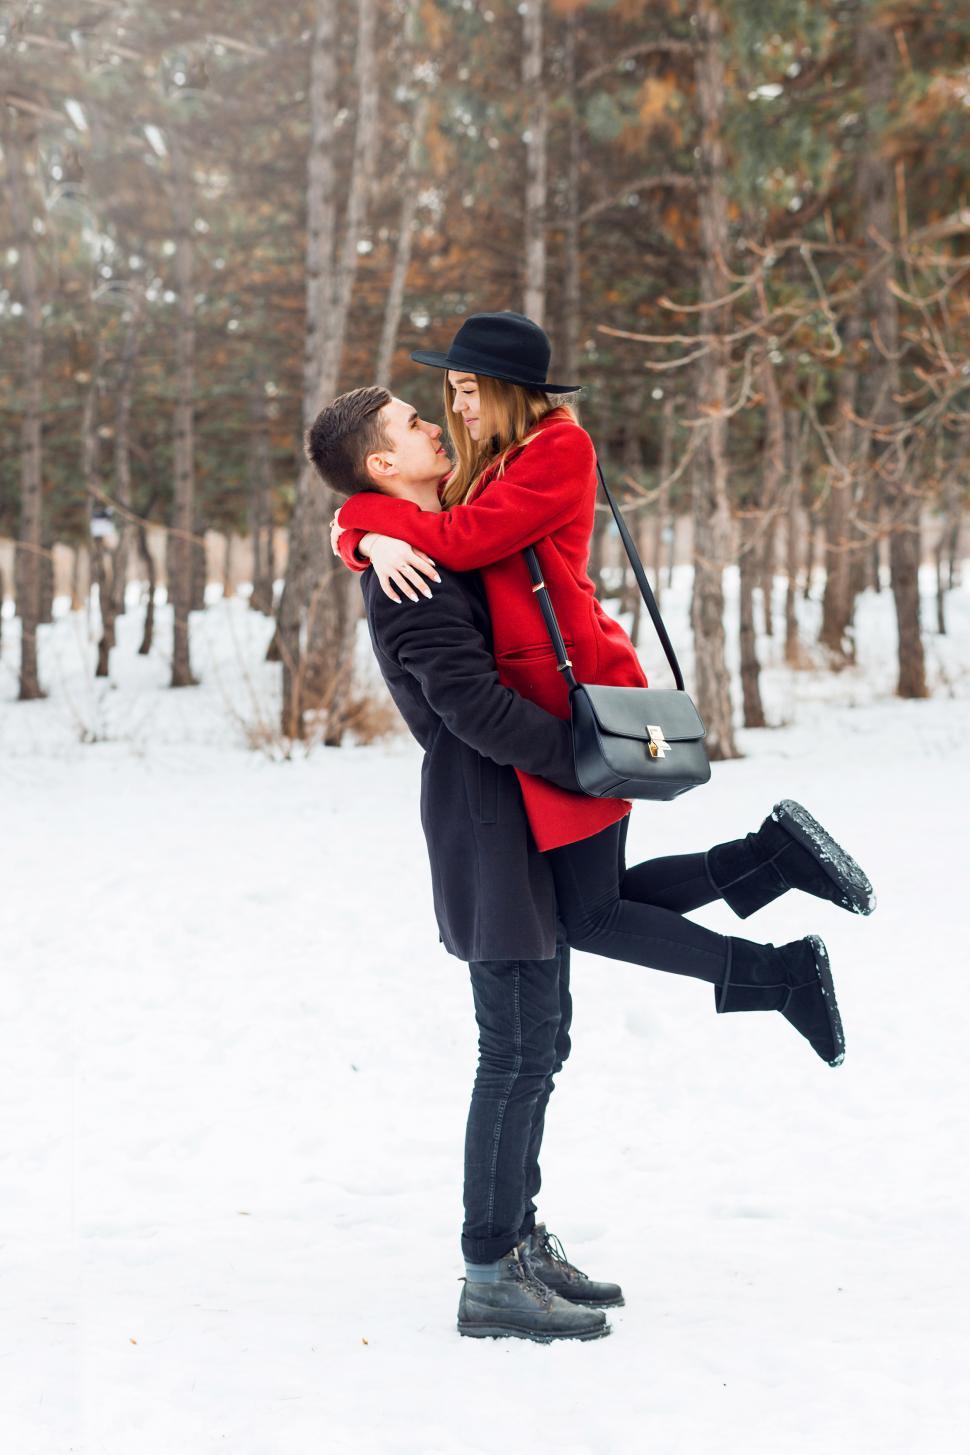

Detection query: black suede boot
xmin=716 ymin=934 xmax=845 ymax=1066
xmin=457 ymin=1242 xmax=611 ymax=1342
xmin=707 ymin=799 xmax=876 ymax=919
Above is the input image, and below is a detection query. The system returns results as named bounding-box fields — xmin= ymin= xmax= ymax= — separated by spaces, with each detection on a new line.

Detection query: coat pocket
xmin=497 ymin=637 xmax=575 ymax=665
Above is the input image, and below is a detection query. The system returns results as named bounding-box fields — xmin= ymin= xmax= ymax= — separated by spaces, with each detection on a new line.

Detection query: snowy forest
xmin=2 ymin=3 xmax=969 ymax=1453
xmin=1 ymin=0 xmax=967 ymax=750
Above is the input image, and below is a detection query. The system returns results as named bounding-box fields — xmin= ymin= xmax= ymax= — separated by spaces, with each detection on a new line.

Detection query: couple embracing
xmin=306 ymin=311 xmax=876 ymax=1344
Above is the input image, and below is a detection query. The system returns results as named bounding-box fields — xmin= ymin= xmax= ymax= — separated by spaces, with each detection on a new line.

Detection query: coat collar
xmin=476 ymin=407 xmax=575 ymax=486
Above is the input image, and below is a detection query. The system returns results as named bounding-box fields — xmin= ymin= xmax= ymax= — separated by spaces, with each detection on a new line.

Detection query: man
xmin=305 ymin=386 xmax=621 ymax=1343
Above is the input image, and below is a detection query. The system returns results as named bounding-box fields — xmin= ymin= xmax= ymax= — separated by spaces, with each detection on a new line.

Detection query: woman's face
xmin=447 ymin=371 xmax=481 ymax=441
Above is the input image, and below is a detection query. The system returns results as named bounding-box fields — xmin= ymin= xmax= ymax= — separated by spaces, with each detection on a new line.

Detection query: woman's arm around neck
xmin=336 ymin=418 xmax=595 ymax=572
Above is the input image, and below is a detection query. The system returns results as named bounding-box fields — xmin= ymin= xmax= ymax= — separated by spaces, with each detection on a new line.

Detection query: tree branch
xmin=581 ymin=172 xmax=695 ymax=225
xmin=578 ymin=39 xmax=693 ymax=90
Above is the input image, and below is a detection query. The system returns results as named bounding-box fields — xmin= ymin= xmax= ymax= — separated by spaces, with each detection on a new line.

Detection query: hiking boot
xmin=524 ymin=1224 xmax=624 ymax=1308
xmin=716 ymin=934 xmax=845 ymax=1066
xmin=457 ymin=1242 xmax=611 ymax=1342
xmin=707 ymin=799 xmax=876 ymax=920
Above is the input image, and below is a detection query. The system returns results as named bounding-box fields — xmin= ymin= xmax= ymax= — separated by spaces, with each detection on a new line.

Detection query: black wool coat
xmin=361 ymin=565 xmax=579 ymax=962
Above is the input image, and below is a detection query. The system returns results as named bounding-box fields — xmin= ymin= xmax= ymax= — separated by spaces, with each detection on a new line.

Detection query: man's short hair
xmin=304 ymin=385 xmax=392 ymax=497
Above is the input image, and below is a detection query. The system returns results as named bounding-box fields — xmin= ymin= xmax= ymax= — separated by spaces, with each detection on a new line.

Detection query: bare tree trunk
xmin=39 ymin=524 xmax=54 ymax=624
xmin=819 ymin=314 xmax=862 ymax=658
xmin=784 ymin=408 xmax=804 ymax=666
xmin=92 ymin=545 xmax=112 ymax=676
xmin=137 ymin=519 xmax=157 ymax=656
xmin=374 ymin=100 xmax=426 ymax=388
xmin=560 ymin=8 xmax=581 ymax=382
xmin=249 ymin=381 xmax=275 ymax=615
xmin=934 ymin=427 xmax=968 ymax=634
xmin=169 ymin=129 xmax=198 ymax=687
xmin=738 ymin=513 xmax=766 ymax=727
xmin=278 ymin=0 xmax=379 ymax=742
xmin=5 ymin=119 xmax=45 ymax=699
xmin=222 ymin=533 xmax=234 ymax=599
xmin=690 ymin=0 xmax=738 ymax=759
xmin=758 ymin=356 xmax=785 ymax=644
xmin=759 ymin=516 xmax=776 ymax=637
xmin=375 ymin=11 xmax=428 ymax=392
xmin=651 ymin=395 xmax=674 ymax=611
xmin=191 ymin=510 xmax=206 ymax=612
xmin=857 ymin=22 xmax=926 ymax=697
xmin=946 ymin=502 xmax=962 ymax=588
xmin=587 ymin=505 xmax=610 ymax=599
xmin=522 ymin=0 xmax=547 ymax=325
xmin=82 ymin=333 xmax=117 ymax=678
xmin=71 ymin=547 xmax=88 ymax=610
xmin=112 ymin=290 xmax=144 ymax=619
xmin=803 ymin=513 xmax=817 ymax=599
xmin=619 ymin=395 xmax=647 ymax=638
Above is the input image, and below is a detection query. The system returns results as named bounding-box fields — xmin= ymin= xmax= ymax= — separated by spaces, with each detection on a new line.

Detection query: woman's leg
xmin=607 ymin=815 xmax=729 ymax=915
xmin=462 ymin=950 xmax=565 ymax=1265
xmin=548 ymin=821 xmax=729 ymax=986
xmin=614 ymin=814 xmax=762 ymax=916
xmin=548 ymin=821 xmax=848 ymax=1065
xmin=620 ymin=846 xmax=721 ymax=914
xmin=618 ymin=803 xmax=877 ymax=921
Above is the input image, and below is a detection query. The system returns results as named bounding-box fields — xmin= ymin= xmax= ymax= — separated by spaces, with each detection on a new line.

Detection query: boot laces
xmin=511 ymin=1250 xmax=554 ymax=1305
xmin=534 ymin=1227 xmax=588 ymax=1283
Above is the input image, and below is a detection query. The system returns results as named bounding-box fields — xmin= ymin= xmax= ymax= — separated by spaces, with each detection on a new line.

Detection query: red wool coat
xmin=337 ymin=411 xmax=649 ymax=851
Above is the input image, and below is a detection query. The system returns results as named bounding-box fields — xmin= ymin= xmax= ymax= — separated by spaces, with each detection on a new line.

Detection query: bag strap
xmin=523 ymin=457 xmax=686 ymax=692
xmin=523 ymin=547 xmax=579 ymax=692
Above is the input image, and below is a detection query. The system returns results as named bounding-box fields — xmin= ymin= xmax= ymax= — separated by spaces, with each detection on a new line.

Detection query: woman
xmin=332 ymin=311 xmax=874 ymax=1320
xmin=333 ymin=310 xmax=873 ymax=1052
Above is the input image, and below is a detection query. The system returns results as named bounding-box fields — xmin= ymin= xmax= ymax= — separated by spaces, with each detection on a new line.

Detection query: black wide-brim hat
xmin=411 ymin=310 xmax=580 ymax=393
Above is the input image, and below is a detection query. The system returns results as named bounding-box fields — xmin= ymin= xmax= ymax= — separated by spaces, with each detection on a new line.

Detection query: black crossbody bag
xmin=523 ymin=462 xmax=711 ymax=801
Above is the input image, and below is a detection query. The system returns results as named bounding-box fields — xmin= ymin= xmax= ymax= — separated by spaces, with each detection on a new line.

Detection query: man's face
xmin=369 ymin=397 xmax=448 ymax=487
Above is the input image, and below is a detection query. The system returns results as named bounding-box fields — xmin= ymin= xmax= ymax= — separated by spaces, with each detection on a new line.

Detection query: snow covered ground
xmin=1 ymin=567 xmax=969 ymax=1455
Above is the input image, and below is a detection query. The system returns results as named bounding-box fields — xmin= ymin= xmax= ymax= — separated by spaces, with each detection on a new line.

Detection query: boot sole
xmin=772 ymin=800 xmax=876 ymax=916
xmin=804 ymin=934 xmax=845 ymax=1067
xmin=457 ymin=1320 xmax=611 ymax=1342
xmin=559 ymin=1293 xmax=625 ymax=1308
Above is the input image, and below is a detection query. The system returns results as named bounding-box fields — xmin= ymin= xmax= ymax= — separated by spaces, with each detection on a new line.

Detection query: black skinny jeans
xmin=461 ymin=817 xmax=731 ymax=1263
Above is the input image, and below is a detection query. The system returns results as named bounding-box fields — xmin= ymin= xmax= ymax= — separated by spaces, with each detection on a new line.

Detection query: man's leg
xmin=462 ymin=950 xmax=564 ymax=1266
xmin=516 ymin=938 xmax=571 ymax=1246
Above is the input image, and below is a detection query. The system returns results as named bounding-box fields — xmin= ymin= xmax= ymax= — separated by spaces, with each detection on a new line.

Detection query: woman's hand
xmin=363 ymin=533 xmax=441 ymax=603
xmin=329 ymin=512 xmax=345 ymax=557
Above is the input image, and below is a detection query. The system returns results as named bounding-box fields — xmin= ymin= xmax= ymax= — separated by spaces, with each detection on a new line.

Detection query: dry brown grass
xmin=302 ymin=684 xmax=403 ymax=748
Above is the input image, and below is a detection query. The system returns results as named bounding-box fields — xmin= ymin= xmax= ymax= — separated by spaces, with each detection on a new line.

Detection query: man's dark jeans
xmin=462 ymin=939 xmax=572 ymax=1264
xmin=461 ymin=817 xmax=733 ymax=1263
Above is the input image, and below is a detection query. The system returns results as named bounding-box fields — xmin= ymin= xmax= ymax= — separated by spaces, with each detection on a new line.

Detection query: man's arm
xmin=373 ymin=571 xmax=579 ymax=792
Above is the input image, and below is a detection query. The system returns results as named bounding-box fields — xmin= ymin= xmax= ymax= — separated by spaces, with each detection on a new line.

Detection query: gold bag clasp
xmin=646 ymin=724 xmax=670 ymax=759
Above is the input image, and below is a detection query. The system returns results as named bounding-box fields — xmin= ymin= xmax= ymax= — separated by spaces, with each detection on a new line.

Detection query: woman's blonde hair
xmin=440 ymin=374 xmax=578 ymax=509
